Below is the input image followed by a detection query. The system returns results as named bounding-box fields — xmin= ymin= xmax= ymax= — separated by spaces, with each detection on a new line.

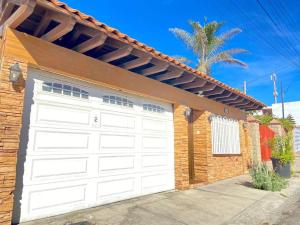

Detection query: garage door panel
xmin=96 ymin=177 xmax=135 ymax=200
xmin=141 ymin=154 xmax=170 ymax=169
xmin=33 ymin=130 xmax=90 ymax=152
xmin=100 ymin=134 xmax=136 ymax=150
xmin=98 ymin=156 xmax=135 ymax=173
xmin=100 ymin=113 xmax=135 ymax=130
xmin=141 ymin=173 xmax=173 ymax=194
xmin=142 ymin=118 xmax=167 ymax=132
xmin=35 ymin=103 xmax=91 ymax=126
xmin=142 ymin=136 xmax=168 ymax=150
xmin=30 ymin=157 xmax=88 ymax=181
xmin=24 ymin=184 xmax=87 ymax=220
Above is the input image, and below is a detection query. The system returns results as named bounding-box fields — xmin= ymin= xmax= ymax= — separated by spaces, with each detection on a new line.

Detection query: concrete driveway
xmin=20 ymin=175 xmax=273 ymax=225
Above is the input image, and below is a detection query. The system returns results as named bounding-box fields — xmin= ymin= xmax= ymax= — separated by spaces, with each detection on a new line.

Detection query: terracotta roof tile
xmin=43 ymin=0 xmax=265 ymax=108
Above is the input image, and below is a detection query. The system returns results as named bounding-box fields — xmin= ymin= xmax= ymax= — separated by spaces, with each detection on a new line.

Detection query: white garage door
xmin=17 ymin=69 xmax=174 ymax=222
xmin=294 ymin=127 xmax=300 ymax=152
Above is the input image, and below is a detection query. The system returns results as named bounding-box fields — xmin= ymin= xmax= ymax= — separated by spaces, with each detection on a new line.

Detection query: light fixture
xmin=224 ymin=108 xmax=229 ymax=115
xmin=183 ymin=107 xmax=192 ymax=120
xmin=9 ymin=63 xmax=22 ymax=83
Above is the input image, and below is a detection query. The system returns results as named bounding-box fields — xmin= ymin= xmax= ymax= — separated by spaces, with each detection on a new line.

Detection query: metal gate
xmin=259 ymin=125 xmax=275 ymax=161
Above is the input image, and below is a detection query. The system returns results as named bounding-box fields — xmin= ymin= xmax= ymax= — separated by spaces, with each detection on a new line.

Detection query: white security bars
xmin=211 ymin=115 xmax=241 ymax=154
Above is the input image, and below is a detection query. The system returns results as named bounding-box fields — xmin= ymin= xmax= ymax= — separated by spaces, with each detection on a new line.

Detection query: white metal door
xmin=17 ymin=69 xmax=174 ymax=222
xmin=294 ymin=127 xmax=300 ymax=152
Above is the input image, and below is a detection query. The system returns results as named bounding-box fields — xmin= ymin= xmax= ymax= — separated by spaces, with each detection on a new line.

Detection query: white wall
xmin=272 ymin=101 xmax=300 ymax=125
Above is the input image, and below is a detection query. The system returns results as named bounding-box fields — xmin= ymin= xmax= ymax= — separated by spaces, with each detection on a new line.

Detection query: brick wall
xmin=248 ymin=121 xmax=261 ymax=164
xmin=190 ymin=111 xmax=252 ymax=184
xmin=0 ymin=56 xmax=27 ymax=225
xmin=173 ymin=104 xmax=190 ymax=190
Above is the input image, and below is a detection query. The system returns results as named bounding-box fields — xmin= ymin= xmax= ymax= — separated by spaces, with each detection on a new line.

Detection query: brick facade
xmin=0 ymin=56 xmax=27 ymax=225
xmin=174 ymin=108 xmax=253 ymax=187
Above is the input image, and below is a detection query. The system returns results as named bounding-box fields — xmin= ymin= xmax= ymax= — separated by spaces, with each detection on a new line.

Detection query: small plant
xmin=254 ymin=114 xmax=273 ymax=125
xmin=270 ymin=135 xmax=294 ymax=164
xmin=250 ymin=164 xmax=288 ymax=191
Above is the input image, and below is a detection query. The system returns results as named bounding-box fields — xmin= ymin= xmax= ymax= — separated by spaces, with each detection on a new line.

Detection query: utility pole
xmin=271 ymin=73 xmax=278 ymax=104
xmin=280 ymin=80 xmax=285 ymax=119
xmin=243 ymin=81 xmax=247 ymax=94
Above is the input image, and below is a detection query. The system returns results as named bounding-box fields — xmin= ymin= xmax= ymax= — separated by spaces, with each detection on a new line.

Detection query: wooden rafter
xmin=99 ymin=45 xmax=133 ymax=63
xmin=155 ymin=70 xmax=184 ymax=81
xmin=188 ymin=83 xmax=216 ymax=94
xmin=0 ymin=0 xmax=36 ymax=30
xmin=169 ymin=74 xmax=195 ymax=86
xmin=180 ymin=79 xmax=206 ymax=90
xmin=232 ymin=99 xmax=250 ymax=107
xmin=227 ymin=97 xmax=245 ymax=106
xmin=120 ymin=55 xmax=152 ymax=70
xmin=221 ymin=94 xmax=240 ymax=103
xmin=203 ymin=87 xmax=225 ymax=97
xmin=240 ymin=103 xmax=257 ymax=110
xmin=141 ymin=63 xmax=169 ymax=76
xmin=73 ymin=33 xmax=107 ymax=53
xmin=210 ymin=91 xmax=233 ymax=100
xmin=40 ymin=12 xmax=75 ymax=42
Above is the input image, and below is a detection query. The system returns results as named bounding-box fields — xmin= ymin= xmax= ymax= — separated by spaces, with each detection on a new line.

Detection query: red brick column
xmin=173 ymin=104 xmax=190 ymax=190
xmin=0 ymin=57 xmax=27 ymax=225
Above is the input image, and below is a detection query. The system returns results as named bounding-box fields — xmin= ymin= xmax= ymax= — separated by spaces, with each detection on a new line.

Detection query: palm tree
xmin=170 ymin=20 xmax=248 ymax=75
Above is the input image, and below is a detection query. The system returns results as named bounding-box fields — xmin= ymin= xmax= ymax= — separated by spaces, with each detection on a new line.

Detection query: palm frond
xmin=218 ymin=28 xmax=242 ymax=42
xmin=169 ymin=28 xmax=194 ymax=50
xmin=172 ymin=55 xmax=192 ymax=64
xmin=208 ymin=50 xmax=248 ymax=68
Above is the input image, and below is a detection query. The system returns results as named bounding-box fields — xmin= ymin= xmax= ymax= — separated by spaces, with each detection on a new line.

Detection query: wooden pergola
xmin=0 ymin=0 xmax=266 ymax=111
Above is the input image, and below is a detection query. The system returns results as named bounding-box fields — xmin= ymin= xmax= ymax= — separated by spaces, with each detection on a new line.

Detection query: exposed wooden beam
xmin=232 ymin=100 xmax=250 ymax=107
xmin=99 ymin=45 xmax=133 ymax=63
xmin=41 ymin=13 xmax=75 ymax=42
xmin=0 ymin=0 xmax=36 ymax=29
xmin=155 ymin=70 xmax=184 ymax=81
xmin=73 ymin=33 xmax=107 ymax=53
xmin=203 ymin=86 xmax=225 ymax=97
xmin=210 ymin=91 xmax=233 ymax=100
xmin=226 ymin=97 xmax=245 ymax=106
xmin=221 ymin=94 xmax=240 ymax=103
xmin=180 ymin=79 xmax=207 ymax=90
xmin=120 ymin=55 xmax=152 ymax=70
xmin=240 ymin=103 xmax=257 ymax=110
xmin=169 ymin=74 xmax=196 ymax=86
xmin=187 ymin=83 xmax=216 ymax=94
xmin=140 ymin=63 xmax=169 ymax=76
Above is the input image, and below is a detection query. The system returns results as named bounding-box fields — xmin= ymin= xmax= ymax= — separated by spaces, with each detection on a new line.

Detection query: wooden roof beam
xmin=233 ymin=100 xmax=251 ymax=107
xmin=202 ymin=86 xmax=225 ymax=97
xmin=240 ymin=103 xmax=258 ymax=110
xmin=220 ymin=94 xmax=240 ymax=103
xmin=155 ymin=69 xmax=184 ymax=81
xmin=0 ymin=0 xmax=36 ymax=30
xmin=141 ymin=63 xmax=169 ymax=76
xmin=187 ymin=83 xmax=216 ymax=94
xmin=227 ymin=98 xmax=246 ymax=106
xmin=169 ymin=74 xmax=196 ymax=86
xmin=209 ymin=91 xmax=233 ymax=100
xmin=120 ymin=55 xmax=152 ymax=70
xmin=73 ymin=33 xmax=107 ymax=53
xmin=179 ymin=78 xmax=207 ymax=90
xmin=41 ymin=12 xmax=76 ymax=42
xmin=99 ymin=45 xmax=133 ymax=63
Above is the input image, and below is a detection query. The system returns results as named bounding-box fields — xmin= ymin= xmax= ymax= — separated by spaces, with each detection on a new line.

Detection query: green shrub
xmin=270 ymin=135 xmax=295 ymax=164
xmin=250 ymin=164 xmax=288 ymax=191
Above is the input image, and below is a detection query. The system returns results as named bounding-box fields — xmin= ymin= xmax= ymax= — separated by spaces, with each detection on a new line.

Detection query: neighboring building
xmin=272 ymin=101 xmax=300 ymax=124
xmin=0 ymin=0 xmax=265 ymax=224
xmin=272 ymin=101 xmax=300 ymax=152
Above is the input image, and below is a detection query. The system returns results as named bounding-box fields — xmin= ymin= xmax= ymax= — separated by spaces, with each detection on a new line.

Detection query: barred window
xmin=143 ymin=104 xmax=165 ymax=113
xmin=42 ymin=82 xmax=89 ymax=99
xmin=103 ymin=95 xmax=133 ymax=108
xmin=211 ymin=116 xmax=240 ymax=154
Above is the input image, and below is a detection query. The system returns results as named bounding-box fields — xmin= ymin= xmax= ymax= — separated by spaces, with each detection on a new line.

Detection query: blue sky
xmin=62 ymin=0 xmax=300 ymax=106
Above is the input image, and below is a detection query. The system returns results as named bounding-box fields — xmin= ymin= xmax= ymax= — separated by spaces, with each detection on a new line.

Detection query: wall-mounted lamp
xmin=9 ymin=63 xmax=22 ymax=83
xmin=243 ymin=122 xmax=248 ymax=129
xmin=224 ymin=107 xmax=229 ymax=115
xmin=183 ymin=107 xmax=192 ymax=120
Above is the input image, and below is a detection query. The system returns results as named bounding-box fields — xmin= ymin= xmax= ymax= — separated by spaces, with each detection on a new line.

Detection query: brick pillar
xmin=0 ymin=57 xmax=27 ymax=225
xmin=192 ymin=110 xmax=210 ymax=184
xmin=240 ymin=121 xmax=252 ymax=172
xmin=173 ymin=104 xmax=190 ymax=190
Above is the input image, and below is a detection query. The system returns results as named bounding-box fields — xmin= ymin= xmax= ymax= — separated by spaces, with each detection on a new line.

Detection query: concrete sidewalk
xmin=20 ymin=173 xmax=300 ymax=225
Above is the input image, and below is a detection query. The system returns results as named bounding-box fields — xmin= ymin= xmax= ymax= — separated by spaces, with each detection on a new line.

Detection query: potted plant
xmin=270 ymin=134 xmax=294 ymax=178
